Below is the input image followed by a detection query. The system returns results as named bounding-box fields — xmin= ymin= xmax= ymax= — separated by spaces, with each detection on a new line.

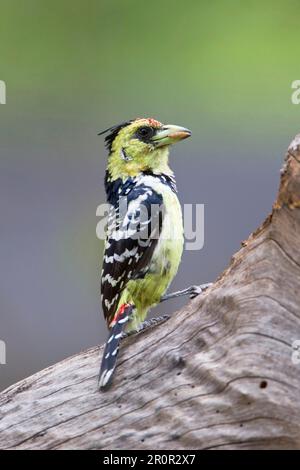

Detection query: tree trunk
xmin=1 ymin=134 xmax=300 ymax=450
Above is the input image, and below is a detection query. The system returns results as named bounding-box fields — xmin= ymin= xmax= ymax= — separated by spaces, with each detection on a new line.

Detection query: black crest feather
xmin=98 ymin=120 xmax=133 ymax=153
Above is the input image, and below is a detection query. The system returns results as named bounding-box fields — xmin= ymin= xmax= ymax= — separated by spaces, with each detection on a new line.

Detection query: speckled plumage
xmin=99 ymin=118 xmax=191 ymax=388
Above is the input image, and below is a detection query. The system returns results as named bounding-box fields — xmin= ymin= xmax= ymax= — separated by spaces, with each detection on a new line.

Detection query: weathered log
xmin=1 ymin=134 xmax=300 ymax=450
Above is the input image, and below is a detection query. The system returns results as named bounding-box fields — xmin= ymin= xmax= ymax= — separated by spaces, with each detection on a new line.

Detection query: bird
xmin=98 ymin=117 xmax=210 ymax=389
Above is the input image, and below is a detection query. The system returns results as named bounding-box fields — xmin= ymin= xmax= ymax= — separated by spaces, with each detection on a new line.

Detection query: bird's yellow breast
xmin=119 ymin=178 xmax=184 ymax=331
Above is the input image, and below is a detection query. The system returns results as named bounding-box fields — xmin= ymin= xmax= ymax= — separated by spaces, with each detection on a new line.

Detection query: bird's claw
xmin=137 ymin=315 xmax=170 ymax=332
xmin=189 ymin=283 xmax=213 ymax=299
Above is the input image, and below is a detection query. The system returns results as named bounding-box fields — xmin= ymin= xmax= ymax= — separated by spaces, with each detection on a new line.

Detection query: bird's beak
xmin=151 ymin=124 xmax=192 ymax=147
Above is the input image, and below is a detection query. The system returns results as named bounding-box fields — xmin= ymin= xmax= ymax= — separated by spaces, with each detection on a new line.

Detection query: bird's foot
xmin=187 ymin=283 xmax=213 ymax=299
xmin=136 ymin=315 xmax=170 ymax=332
xmin=160 ymin=282 xmax=213 ymax=302
xmin=119 ymin=314 xmax=170 ymax=339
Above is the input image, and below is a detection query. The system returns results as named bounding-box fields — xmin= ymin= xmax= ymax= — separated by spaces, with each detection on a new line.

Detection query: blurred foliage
xmin=0 ymin=0 xmax=300 ymax=153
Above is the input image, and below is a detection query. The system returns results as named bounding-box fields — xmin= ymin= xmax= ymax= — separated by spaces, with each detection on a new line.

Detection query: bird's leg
xmin=120 ymin=284 xmax=213 ymax=339
xmin=120 ymin=314 xmax=170 ymax=338
xmin=160 ymin=283 xmax=213 ymax=302
xmin=134 ymin=285 xmax=213 ymax=335
xmin=131 ymin=284 xmax=213 ymax=336
xmin=136 ymin=315 xmax=170 ymax=331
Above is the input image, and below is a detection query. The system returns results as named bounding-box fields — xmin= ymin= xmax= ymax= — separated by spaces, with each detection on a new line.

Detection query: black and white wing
xmin=101 ymin=185 xmax=163 ymax=325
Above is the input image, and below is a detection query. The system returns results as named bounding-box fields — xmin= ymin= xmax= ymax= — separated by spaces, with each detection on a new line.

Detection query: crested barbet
xmin=98 ymin=117 xmax=210 ymax=389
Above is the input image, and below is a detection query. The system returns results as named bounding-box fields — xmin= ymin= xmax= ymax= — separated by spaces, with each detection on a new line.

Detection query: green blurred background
xmin=0 ymin=0 xmax=299 ymax=391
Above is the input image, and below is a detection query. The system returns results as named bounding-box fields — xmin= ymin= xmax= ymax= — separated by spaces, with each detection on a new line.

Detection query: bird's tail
xmin=98 ymin=303 xmax=134 ymax=390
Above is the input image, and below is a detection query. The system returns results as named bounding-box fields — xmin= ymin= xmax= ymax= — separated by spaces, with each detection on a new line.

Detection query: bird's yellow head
xmin=100 ymin=118 xmax=191 ymax=181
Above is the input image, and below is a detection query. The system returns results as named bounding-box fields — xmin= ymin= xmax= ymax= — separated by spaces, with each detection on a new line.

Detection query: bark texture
xmin=1 ymin=135 xmax=300 ymax=450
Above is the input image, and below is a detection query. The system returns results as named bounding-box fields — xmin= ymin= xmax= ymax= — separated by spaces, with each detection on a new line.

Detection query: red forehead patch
xmin=135 ymin=117 xmax=162 ymax=127
xmin=147 ymin=118 xmax=162 ymax=127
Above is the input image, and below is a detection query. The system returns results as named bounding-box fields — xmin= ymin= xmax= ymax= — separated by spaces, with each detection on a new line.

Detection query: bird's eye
xmin=136 ymin=126 xmax=155 ymax=140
